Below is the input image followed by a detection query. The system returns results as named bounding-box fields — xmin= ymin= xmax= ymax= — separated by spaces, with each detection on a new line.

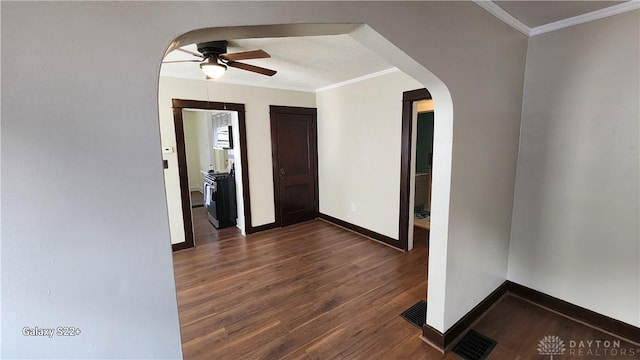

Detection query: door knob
xmin=279 ymin=168 xmax=285 ymax=180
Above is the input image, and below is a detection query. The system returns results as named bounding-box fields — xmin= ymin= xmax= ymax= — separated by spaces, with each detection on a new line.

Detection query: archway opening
xmin=159 ymin=23 xmax=454 ymax=346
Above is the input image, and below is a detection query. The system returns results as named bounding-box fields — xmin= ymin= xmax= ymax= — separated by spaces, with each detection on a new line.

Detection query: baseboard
xmin=172 ymin=241 xmax=193 ymax=251
xmin=505 ymin=281 xmax=640 ymax=343
xmin=173 ymin=219 xmax=274 ymax=249
xmin=421 ymin=280 xmax=640 ymax=352
xmin=421 ymin=324 xmax=446 ymax=350
xmin=317 ymin=212 xmax=402 ymax=250
xmin=246 ymin=222 xmax=278 ymax=235
xmin=421 ymin=281 xmax=509 ymax=351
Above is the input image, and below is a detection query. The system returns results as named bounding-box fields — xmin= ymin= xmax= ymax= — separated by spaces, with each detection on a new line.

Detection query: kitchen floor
xmin=189 ymin=190 xmax=240 ymax=246
xmin=190 ymin=190 xmax=205 ymax=208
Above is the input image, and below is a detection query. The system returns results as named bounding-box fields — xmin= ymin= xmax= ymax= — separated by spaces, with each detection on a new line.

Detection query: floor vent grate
xmin=452 ymin=329 xmax=497 ymax=360
xmin=400 ymin=300 xmax=426 ymax=329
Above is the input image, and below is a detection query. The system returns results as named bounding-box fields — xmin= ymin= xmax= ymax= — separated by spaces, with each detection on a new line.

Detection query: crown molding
xmin=161 ymin=75 xmax=317 ymax=93
xmin=216 ymin=78 xmax=316 ymax=93
xmin=162 ymin=68 xmax=402 ymax=94
xmin=474 ymin=0 xmax=640 ymax=37
xmin=473 ymin=0 xmax=531 ymax=36
xmin=529 ymin=0 xmax=640 ymax=36
xmin=315 ymin=67 xmax=400 ymax=93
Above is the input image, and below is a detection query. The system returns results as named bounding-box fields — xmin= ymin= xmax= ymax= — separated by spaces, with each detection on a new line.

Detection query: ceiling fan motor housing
xmin=197 ymin=40 xmax=228 ymax=60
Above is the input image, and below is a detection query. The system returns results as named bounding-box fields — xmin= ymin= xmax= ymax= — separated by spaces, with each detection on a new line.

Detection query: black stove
xmin=203 ymin=172 xmax=237 ymax=229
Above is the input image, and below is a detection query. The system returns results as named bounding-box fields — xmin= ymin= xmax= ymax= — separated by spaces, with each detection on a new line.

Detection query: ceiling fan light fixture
xmin=200 ymin=61 xmax=227 ymax=79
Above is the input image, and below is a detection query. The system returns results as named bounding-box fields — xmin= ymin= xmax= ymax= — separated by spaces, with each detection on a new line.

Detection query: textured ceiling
xmin=161 ymin=2 xmax=630 ymax=90
xmin=494 ymin=1 xmax=628 ymax=28
xmin=160 ymin=34 xmax=394 ymax=92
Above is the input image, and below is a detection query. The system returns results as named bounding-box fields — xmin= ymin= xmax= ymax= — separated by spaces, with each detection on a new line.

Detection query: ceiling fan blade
xmin=162 ymin=59 xmax=202 ymax=63
xmin=220 ymin=49 xmax=270 ymax=61
xmin=228 ymin=61 xmax=277 ymax=76
xmin=176 ymin=47 xmax=204 ymax=59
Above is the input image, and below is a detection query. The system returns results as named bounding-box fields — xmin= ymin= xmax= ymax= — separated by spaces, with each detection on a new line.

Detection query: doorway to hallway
xmin=269 ymin=105 xmax=319 ymax=227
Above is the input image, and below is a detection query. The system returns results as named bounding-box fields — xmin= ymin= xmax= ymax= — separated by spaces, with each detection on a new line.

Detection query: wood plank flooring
xmin=190 ymin=190 xmax=205 ymax=208
xmin=173 ymin=220 xmax=430 ymax=359
xmin=413 ymin=216 xmax=430 ymax=230
xmin=190 ymin=206 xmax=241 ymax=246
xmin=172 ymin=219 xmax=639 ymax=359
xmin=472 ymin=295 xmax=639 ymax=359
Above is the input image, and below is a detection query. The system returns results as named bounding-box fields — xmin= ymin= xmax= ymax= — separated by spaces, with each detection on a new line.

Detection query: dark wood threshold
xmin=172 ymin=241 xmax=193 ymax=251
xmin=173 ymin=219 xmax=277 ymax=251
xmin=246 ymin=222 xmax=279 ymax=235
xmin=317 ymin=213 xmax=402 ymax=250
xmin=173 ymin=220 xmax=281 ymax=249
xmin=422 ymin=280 xmax=640 ymax=351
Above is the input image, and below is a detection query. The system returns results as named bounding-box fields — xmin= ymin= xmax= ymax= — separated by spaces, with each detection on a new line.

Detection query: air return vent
xmin=400 ymin=300 xmax=426 ymax=329
xmin=452 ymin=329 xmax=497 ymax=360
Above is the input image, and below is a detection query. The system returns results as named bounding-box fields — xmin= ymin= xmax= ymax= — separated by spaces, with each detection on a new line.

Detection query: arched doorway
xmin=160 ymin=22 xmax=454 ymax=345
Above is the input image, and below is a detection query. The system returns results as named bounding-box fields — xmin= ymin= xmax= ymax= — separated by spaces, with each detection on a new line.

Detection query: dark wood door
xmin=270 ymin=106 xmax=318 ymax=226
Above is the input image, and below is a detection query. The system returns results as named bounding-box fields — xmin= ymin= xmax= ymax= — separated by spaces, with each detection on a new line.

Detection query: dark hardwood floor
xmin=191 ymin=206 xmax=241 ymax=246
xmin=190 ymin=190 xmax=205 ymax=208
xmin=172 ymin=219 xmax=638 ymax=359
xmin=472 ymin=295 xmax=639 ymax=359
xmin=189 ymin=190 xmax=242 ymax=247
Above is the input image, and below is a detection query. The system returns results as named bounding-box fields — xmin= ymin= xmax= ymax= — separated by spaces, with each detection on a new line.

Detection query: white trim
xmin=315 ymin=67 xmax=400 ymax=93
xmin=530 ymin=1 xmax=640 ymax=36
xmin=162 ymin=68 xmax=403 ymax=94
xmin=474 ymin=0 xmax=640 ymax=37
xmin=159 ymin=75 xmax=317 ymax=93
xmin=472 ymin=0 xmax=530 ymax=36
xmin=216 ymin=78 xmax=316 ymax=93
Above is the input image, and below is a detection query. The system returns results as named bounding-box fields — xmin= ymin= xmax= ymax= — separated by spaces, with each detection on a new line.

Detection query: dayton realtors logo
xmin=537 ymin=335 xmax=639 ymax=358
xmin=538 ymin=335 xmax=566 ymax=359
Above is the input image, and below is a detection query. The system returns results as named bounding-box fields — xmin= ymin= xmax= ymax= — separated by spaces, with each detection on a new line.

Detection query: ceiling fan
xmin=163 ymin=40 xmax=277 ymax=79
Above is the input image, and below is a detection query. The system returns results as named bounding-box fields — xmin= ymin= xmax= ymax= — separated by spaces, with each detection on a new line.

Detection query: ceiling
xmin=160 ymin=1 xmax=634 ymax=92
xmin=160 ymin=35 xmax=394 ymax=92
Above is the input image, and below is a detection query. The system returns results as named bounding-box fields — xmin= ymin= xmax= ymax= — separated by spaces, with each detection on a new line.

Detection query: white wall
xmin=159 ymin=76 xmax=316 ymax=244
xmin=317 ymin=70 xmax=422 ymax=240
xmin=1 ymin=2 xmax=527 ymax=357
xmin=195 ymin=112 xmax=212 ymax=178
xmin=183 ymin=111 xmax=205 ymax=191
xmin=509 ymin=11 xmax=640 ymax=327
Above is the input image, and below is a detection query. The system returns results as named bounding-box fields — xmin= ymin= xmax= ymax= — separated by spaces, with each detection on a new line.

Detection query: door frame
xmin=269 ymin=105 xmax=319 ymax=227
xmin=171 ymin=99 xmax=254 ymax=251
xmin=399 ymin=88 xmax=432 ymax=251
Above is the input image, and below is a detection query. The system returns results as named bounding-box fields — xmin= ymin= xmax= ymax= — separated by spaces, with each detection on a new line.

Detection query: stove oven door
xmin=204 ymin=180 xmax=219 ymax=227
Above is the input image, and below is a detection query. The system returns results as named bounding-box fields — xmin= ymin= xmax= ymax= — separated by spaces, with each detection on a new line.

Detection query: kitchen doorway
xmin=412 ymin=102 xmax=434 ymax=234
xmin=399 ymin=88 xmax=433 ymax=251
xmin=170 ymin=99 xmax=252 ymax=251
